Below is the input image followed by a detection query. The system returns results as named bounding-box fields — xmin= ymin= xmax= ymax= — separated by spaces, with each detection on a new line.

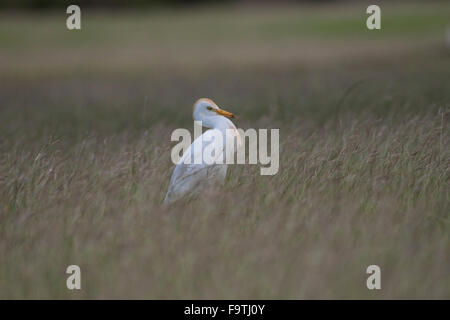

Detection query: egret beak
xmin=215 ymin=108 xmax=237 ymax=119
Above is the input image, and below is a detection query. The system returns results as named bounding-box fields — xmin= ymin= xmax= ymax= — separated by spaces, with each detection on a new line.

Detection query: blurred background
xmin=1 ymin=0 xmax=449 ymax=129
xmin=1 ymin=0 xmax=378 ymax=9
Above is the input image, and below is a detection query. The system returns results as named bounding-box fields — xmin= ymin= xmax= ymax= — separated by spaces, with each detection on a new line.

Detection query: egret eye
xmin=207 ymin=106 xmax=213 ymax=111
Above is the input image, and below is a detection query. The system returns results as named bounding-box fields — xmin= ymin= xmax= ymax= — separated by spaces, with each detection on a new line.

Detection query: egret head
xmin=192 ymin=98 xmax=236 ymax=124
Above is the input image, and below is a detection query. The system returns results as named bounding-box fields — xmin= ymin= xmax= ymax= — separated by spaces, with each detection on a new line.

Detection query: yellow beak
xmin=214 ymin=108 xmax=237 ymax=119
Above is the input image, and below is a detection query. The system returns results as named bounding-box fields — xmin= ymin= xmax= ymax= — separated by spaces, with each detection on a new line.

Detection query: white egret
xmin=163 ymin=98 xmax=241 ymax=204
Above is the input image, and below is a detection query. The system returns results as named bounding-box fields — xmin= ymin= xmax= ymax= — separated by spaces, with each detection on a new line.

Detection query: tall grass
xmin=0 ymin=3 xmax=449 ymax=298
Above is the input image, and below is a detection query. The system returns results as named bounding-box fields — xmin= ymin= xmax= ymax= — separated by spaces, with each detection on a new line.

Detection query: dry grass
xmin=0 ymin=3 xmax=449 ymax=299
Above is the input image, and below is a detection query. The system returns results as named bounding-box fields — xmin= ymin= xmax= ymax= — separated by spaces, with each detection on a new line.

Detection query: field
xmin=0 ymin=2 xmax=449 ymax=299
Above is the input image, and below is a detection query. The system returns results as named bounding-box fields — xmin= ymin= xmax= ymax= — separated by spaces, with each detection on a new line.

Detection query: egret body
xmin=163 ymin=98 xmax=240 ymax=204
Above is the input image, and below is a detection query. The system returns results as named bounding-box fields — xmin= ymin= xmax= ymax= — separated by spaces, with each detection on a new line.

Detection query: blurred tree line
xmin=1 ymin=0 xmax=337 ymax=10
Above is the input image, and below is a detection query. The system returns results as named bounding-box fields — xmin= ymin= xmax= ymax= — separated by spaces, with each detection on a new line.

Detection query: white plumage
xmin=163 ymin=98 xmax=241 ymax=204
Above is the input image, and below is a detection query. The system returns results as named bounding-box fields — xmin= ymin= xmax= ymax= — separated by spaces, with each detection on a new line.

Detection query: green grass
xmin=0 ymin=2 xmax=449 ymax=299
